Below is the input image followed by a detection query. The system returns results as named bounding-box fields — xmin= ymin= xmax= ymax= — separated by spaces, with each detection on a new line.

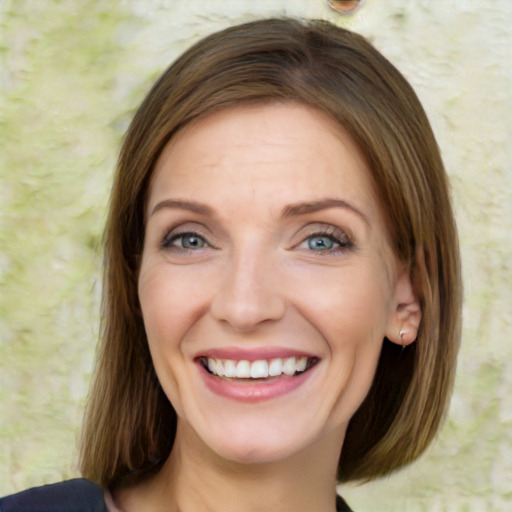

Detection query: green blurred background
xmin=1 ymin=1 xmax=511 ymax=510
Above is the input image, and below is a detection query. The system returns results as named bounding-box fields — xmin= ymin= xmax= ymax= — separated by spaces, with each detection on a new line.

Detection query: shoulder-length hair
xmin=80 ymin=17 xmax=461 ymax=488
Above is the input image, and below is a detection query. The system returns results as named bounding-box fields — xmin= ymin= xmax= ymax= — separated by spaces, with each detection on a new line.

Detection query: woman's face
xmin=138 ymin=103 xmax=414 ymax=465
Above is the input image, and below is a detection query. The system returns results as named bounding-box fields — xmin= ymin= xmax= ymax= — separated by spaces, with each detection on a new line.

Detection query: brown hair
xmin=80 ymin=17 xmax=461 ymax=487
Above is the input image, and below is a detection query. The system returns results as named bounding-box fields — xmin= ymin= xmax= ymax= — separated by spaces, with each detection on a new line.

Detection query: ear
xmin=386 ymin=265 xmax=422 ymax=347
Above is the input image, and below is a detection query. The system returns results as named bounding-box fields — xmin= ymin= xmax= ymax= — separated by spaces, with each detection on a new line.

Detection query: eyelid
xmin=295 ymin=223 xmax=355 ymax=252
xmin=164 ymin=231 xmax=208 ymax=249
xmin=300 ymin=223 xmax=353 ymax=241
xmin=161 ymin=224 xmax=217 ymax=251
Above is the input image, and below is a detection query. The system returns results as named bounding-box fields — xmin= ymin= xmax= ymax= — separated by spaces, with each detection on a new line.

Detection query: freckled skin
xmin=138 ymin=103 xmax=415 ymax=476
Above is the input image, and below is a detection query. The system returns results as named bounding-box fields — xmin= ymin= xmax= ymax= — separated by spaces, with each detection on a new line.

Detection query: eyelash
xmin=161 ymin=230 xmax=213 ymax=252
xmin=298 ymin=226 xmax=354 ymax=254
xmin=160 ymin=226 xmax=354 ymax=254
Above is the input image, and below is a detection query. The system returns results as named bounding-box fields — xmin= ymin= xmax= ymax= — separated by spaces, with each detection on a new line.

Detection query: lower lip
xmin=198 ymin=363 xmax=316 ymax=403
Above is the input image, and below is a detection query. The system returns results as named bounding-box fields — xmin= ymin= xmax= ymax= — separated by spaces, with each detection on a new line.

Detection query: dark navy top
xmin=0 ymin=480 xmax=106 ymax=512
xmin=0 ymin=478 xmax=353 ymax=511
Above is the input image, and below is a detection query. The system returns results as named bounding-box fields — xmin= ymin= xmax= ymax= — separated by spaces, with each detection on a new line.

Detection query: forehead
xmin=148 ymin=103 xmax=378 ymax=214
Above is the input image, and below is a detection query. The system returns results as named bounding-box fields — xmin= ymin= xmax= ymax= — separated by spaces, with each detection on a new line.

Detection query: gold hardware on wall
xmin=327 ymin=0 xmax=364 ymax=15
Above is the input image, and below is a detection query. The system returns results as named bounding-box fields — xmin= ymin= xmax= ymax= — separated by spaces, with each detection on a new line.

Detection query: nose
xmin=210 ymin=247 xmax=287 ymax=331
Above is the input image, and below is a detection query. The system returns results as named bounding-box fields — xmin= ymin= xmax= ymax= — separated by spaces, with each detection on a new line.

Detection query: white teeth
xmin=236 ymin=360 xmax=251 ymax=378
xmin=268 ymin=358 xmax=283 ymax=377
xmin=224 ymin=359 xmax=237 ymax=378
xmin=214 ymin=359 xmax=225 ymax=377
xmin=283 ymin=357 xmax=296 ymax=376
xmin=204 ymin=356 xmax=313 ymax=379
xmin=296 ymin=356 xmax=307 ymax=372
xmin=250 ymin=360 xmax=269 ymax=378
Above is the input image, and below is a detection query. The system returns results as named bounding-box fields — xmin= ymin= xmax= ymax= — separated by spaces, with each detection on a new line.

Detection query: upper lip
xmin=195 ymin=346 xmax=318 ymax=362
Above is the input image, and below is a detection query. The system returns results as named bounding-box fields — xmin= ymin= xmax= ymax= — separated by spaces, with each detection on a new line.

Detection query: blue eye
xmin=298 ymin=227 xmax=353 ymax=254
xmin=307 ymin=235 xmax=337 ymax=251
xmin=181 ymin=233 xmax=206 ymax=249
xmin=164 ymin=232 xmax=208 ymax=250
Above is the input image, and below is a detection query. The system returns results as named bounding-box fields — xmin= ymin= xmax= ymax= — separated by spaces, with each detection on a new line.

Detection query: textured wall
xmin=1 ymin=0 xmax=511 ymax=509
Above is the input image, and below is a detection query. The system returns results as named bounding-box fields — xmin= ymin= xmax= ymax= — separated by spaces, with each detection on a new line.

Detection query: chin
xmin=194 ymin=415 xmax=343 ymax=468
xmin=214 ymin=439 xmax=308 ymax=466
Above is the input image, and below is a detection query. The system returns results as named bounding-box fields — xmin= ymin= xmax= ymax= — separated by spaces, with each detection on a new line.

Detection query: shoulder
xmin=336 ymin=493 xmax=355 ymax=512
xmin=0 ymin=479 xmax=106 ymax=512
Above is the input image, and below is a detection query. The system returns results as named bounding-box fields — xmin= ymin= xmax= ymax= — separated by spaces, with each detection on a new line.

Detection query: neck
xmin=114 ymin=422 xmax=344 ymax=512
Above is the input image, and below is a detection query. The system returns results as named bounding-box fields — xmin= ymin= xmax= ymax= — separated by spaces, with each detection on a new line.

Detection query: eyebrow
xmin=151 ymin=197 xmax=369 ymax=225
xmin=282 ymin=198 xmax=370 ymax=225
xmin=151 ymin=199 xmax=215 ymax=217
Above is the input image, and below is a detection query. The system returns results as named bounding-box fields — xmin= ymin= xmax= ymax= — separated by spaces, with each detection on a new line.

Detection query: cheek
xmin=294 ymin=266 xmax=391 ymax=415
xmin=138 ymin=264 xmax=187 ymax=378
xmin=297 ymin=266 xmax=393 ymax=344
xmin=138 ymin=261 xmax=210 ymax=341
xmin=138 ymin=264 xmax=195 ymax=416
xmin=137 ymin=261 xmax=221 ymax=407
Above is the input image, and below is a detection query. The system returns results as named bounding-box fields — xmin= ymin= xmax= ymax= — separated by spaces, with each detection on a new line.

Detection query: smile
xmin=200 ymin=356 xmax=317 ymax=379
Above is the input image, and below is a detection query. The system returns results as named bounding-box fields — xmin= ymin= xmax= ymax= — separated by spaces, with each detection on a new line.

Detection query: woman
xmin=0 ymin=17 xmax=461 ymax=512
